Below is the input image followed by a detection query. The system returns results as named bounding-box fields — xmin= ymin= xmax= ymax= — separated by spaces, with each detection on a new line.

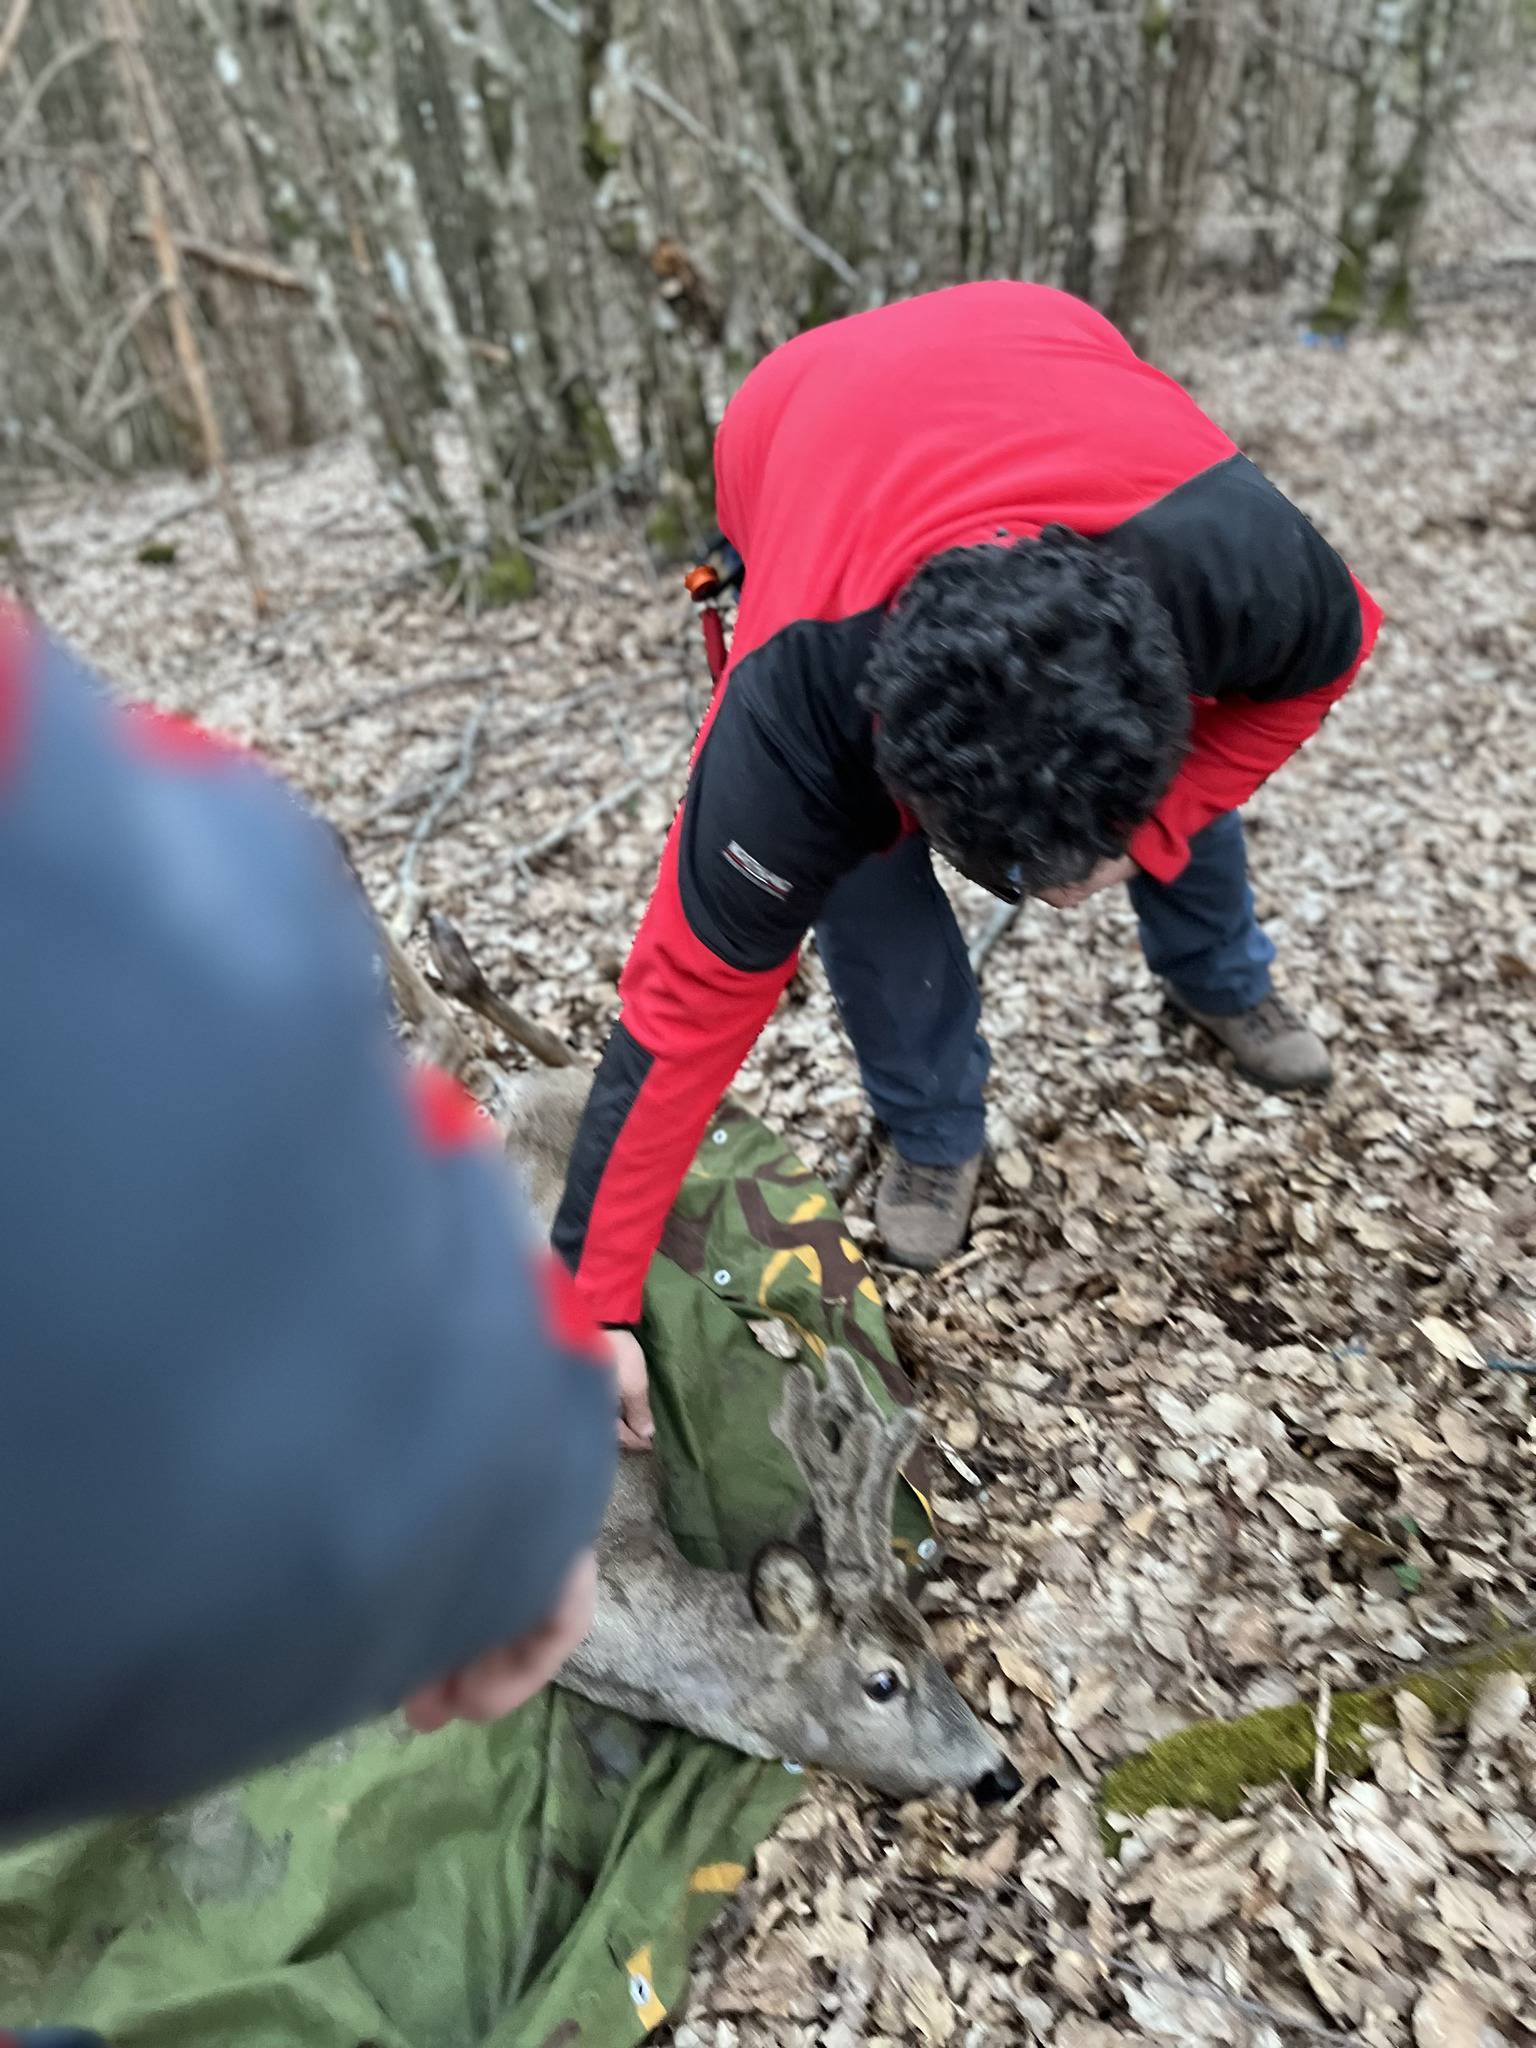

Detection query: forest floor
xmin=17 ymin=90 xmax=1536 ymax=2048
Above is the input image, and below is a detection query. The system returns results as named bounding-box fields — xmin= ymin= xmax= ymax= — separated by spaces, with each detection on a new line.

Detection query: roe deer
xmin=384 ymin=914 xmax=1019 ymax=1803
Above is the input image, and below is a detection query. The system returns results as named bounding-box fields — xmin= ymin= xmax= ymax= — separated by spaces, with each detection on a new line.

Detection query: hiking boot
xmin=1166 ymin=987 xmax=1333 ymax=1095
xmin=875 ymin=1148 xmax=985 ymax=1271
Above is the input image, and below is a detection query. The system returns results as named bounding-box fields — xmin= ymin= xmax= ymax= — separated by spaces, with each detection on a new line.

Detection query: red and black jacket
xmin=553 ymin=283 xmax=1383 ymax=1325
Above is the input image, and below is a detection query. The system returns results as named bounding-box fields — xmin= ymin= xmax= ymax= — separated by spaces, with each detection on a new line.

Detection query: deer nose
xmin=972 ymin=1758 xmax=1023 ymax=1806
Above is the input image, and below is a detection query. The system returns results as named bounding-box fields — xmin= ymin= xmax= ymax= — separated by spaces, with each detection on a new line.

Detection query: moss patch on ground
xmin=1101 ymin=1632 xmax=1535 ymax=1834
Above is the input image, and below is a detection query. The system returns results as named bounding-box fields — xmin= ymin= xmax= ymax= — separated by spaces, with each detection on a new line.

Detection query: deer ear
xmin=748 ymin=1541 xmax=828 ymax=1638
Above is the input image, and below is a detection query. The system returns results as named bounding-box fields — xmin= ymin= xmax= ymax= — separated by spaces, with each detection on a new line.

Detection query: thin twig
xmin=24 ymin=419 xmax=110 ymax=482
xmin=297 ymin=646 xmax=533 ymax=735
xmin=0 ymin=36 xmax=108 ymax=154
xmin=392 ymin=682 xmax=501 ymax=938
xmin=969 ymin=898 xmax=1023 ymax=977
xmin=426 ymin=912 xmax=575 ymax=1070
xmin=78 ymin=277 xmax=170 ymax=426
xmin=511 ymin=734 xmax=688 ymax=874
xmin=521 ymin=459 xmax=654 ymax=537
xmin=0 ymin=0 xmax=34 ymax=78
xmin=1312 ymin=1672 xmax=1332 ymax=1809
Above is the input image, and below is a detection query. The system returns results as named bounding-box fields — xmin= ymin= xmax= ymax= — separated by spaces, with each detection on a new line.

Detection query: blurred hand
xmin=402 ymin=1548 xmax=597 ymax=1734
xmin=1036 ymin=853 xmax=1136 ymax=910
xmin=605 ymin=1326 xmax=655 ymax=1451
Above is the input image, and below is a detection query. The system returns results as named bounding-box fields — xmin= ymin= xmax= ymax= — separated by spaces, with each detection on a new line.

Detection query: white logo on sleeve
xmin=723 ymin=840 xmax=792 ymax=900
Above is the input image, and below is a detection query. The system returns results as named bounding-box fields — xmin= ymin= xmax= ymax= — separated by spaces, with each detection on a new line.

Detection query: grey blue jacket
xmin=0 ymin=611 xmax=615 ymax=1860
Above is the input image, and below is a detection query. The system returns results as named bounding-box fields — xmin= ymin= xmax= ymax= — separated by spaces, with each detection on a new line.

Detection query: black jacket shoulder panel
xmin=677 ymin=608 xmax=896 ymax=973
xmin=1100 ymin=453 xmax=1361 ymax=702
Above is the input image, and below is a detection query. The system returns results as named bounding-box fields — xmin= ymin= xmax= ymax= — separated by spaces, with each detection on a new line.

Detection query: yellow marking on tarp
xmin=790 ymin=1193 xmax=828 ymax=1223
xmin=624 ymin=1944 xmax=667 ymax=2029
xmin=688 ymin=1862 xmax=747 ymax=1894
xmin=758 ymin=1244 xmax=823 ymax=1302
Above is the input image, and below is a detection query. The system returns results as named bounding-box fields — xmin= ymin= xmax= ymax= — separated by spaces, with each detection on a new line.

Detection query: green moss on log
xmin=478 ymin=547 xmax=538 ymax=606
xmin=136 ymin=541 xmax=178 ymax=567
xmin=1100 ymin=1633 xmax=1536 ymax=1840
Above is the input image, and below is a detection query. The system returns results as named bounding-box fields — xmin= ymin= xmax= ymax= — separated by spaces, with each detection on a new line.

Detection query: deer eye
xmin=864 ymin=1669 xmax=902 ymax=1704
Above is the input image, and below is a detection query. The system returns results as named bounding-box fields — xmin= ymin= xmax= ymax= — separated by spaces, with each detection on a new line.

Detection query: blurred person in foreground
xmin=0 ymin=601 xmax=618 ymax=1885
xmin=551 ymin=282 xmax=1382 ymax=1415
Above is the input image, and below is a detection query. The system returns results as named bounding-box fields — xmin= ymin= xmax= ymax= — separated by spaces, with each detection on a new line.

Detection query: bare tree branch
xmin=392 ymin=680 xmax=502 ymax=938
xmin=0 ymin=0 xmax=36 ymax=82
xmin=523 ymin=0 xmax=861 ymax=291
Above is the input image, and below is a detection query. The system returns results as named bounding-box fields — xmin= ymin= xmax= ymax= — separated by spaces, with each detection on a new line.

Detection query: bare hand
xmin=402 ymin=1548 xmax=597 ymax=1734
xmin=604 ymin=1326 xmax=655 ymax=1451
xmin=1036 ymin=853 xmax=1136 ymax=910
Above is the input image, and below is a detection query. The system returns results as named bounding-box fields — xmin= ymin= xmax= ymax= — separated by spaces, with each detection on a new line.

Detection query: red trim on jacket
xmin=1129 ymin=574 xmax=1383 ymax=882
xmin=571 ymin=826 xmax=797 ymax=1324
xmin=122 ymin=702 xmax=247 ymax=766
xmin=407 ymin=1063 xmax=495 ymax=1151
xmin=539 ymin=1251 xmax=609 ymax=1364
xmin=0 ymin=599 xmax=29 ymax=789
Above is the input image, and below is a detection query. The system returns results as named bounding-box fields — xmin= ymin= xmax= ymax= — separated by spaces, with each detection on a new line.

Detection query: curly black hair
xmin=861 ymin=526 xmax=1191 ymax=895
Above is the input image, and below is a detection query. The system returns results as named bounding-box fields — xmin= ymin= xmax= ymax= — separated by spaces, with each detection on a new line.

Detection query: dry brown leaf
xmin=1412 ymin=1975 xmax=1494 ymax=2048
xmin=874 ymin=1931 xmax=955 ymax=2044
xmin=1436 ymin=1404 xmax=1490 ymax=1465
xmin=1417 ymin=1317 xmax=1483 ymax=1370
xmin=956 ymin=1823 xmax=1019 ymax=1890
xmin=1466 ymin=1670 xmax=1528 ymax=1748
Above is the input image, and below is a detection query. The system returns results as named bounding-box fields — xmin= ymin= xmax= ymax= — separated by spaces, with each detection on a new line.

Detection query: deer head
xmin=736 ymin=1348 xmax=1018 ymax=1802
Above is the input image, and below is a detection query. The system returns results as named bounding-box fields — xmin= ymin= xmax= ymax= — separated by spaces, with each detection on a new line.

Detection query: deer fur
xmin=382 ymin=916 xmax=1014 ymax=1800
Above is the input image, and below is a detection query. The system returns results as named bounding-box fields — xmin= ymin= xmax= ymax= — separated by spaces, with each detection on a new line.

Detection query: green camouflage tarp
xmin=0 ymin=1103 xmax=930 ymax=2047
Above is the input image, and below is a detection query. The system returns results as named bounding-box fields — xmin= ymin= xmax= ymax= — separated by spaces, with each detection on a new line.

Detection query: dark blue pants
xmin=814 ymin=810 xmax=1275 ymax=1165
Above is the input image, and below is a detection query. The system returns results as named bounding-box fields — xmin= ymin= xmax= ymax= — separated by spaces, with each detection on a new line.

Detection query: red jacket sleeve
xmin=1130 ymin=574 xmax=1383 ymax=882
xmin=551 ymin=626 xmax=884 ymax=1325
xmin=558 ymin=827 xmax=799 ymax=1326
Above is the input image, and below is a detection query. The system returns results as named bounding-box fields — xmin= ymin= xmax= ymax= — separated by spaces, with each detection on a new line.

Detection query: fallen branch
xmin=510 ymin=733 xmax=688 ymax=876
xmin=1101 ymin=1629 xmax=1536 ymax=1829
xmin=427 ymin=912 xmax=575 ymax=1069
xmin=297 ymin=645 xmax=534 ymax=735
xmin=392 ymin=682 xmax=501 ymax=938
xmin=968 ymin=898 xmax=1022 ymax=977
